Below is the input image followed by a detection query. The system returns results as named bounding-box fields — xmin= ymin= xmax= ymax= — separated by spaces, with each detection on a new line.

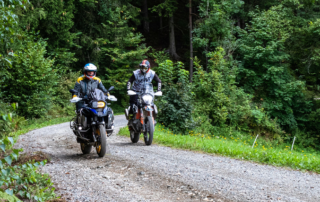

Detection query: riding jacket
xmin=127 ymin=69 xmax=162 ymax=92
xmin=73 ymin=76 xmax=108 ymax=97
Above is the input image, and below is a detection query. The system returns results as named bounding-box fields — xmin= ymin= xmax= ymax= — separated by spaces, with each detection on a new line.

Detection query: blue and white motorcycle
xmin=69 ymin=87 xmax=117 ymax=157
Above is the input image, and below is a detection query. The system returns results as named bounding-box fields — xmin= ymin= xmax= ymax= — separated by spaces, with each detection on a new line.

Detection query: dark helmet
xmin=83 ymin=63 xmax=97 ymax=79
xmin=139 ymin=60 xmax=150 ymax=74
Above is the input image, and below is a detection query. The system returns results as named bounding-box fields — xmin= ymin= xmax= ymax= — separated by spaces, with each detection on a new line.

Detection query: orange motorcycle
xmin=125 ymin=83 xmax=162 ymax=145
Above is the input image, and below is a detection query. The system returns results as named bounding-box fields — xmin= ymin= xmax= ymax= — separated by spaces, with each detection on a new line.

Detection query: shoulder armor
xmin=77 ymin=76 xmax=85 ymax=83
xmin=149 ymin=70 xmax=155 ymax=74
xmin=93 ymin=77 xmax=101 ymax=83
xmin=133 ymin=69 xmax=140 ymax=74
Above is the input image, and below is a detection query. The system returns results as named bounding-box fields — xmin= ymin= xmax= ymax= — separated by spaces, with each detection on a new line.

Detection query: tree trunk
xmin=168 ymin=16 xmax=180 ymax=61
xmin=205 ymin=45 xmax=208 ymax=72
xmin=205 ymin=0 xmax=208 ymax=72
xmin=143 ymin=0 xmax=149 ymax=33
xmin=237 ymin=17 xmax=241 ymax=28
xmin=189 ymin=0 xmax=193 ymax=82
xmin=160 ymin=15 xmax=162 ymax=33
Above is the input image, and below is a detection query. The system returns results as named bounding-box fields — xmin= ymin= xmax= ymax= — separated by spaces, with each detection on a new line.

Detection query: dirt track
xmin=15 ymin=115 xmax=320 ymax=202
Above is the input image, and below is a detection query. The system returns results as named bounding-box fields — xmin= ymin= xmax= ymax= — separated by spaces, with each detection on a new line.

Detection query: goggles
xmin=86 ymin=71 xmax=95 ymax=75
xmin=140 ymin=64 xmax=148 ymax=70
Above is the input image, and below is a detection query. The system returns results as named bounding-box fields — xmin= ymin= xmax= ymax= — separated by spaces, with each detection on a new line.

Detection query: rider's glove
xmin=127 ymin=82 xmax=131 ymax=90
xmin=157 ymin=82 xmax=162 ymax=92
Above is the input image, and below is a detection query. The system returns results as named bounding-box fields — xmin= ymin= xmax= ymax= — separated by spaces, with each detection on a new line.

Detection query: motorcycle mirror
xmin=69 ymin=89 xmax=78 ymax=94
xmin=154 ymin=91 xmax=163 ymax=96
xmin=127 ymin=90 xmax=137 ymax=96
xmin=108 ymin=86 xmax=115 ymax=92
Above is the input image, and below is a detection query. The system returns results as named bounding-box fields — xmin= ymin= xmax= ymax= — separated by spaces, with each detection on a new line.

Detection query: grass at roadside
xmin=119 ymin=125 xmax=320 ymax=173
xmin=111 ymin=103 xmax=125 ymax=116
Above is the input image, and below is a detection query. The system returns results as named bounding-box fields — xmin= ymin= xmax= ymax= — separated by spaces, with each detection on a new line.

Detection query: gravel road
xmin=15 ymin=115 xmax=320 ymax=202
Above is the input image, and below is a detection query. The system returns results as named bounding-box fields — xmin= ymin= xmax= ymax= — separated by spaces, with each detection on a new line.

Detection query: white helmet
xmin=84 ymin=63 xmax=97 ymax=79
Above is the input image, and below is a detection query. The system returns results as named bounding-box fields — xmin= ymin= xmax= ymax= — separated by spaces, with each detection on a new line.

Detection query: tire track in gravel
xmin=16 ymin=115 xmax=320 ymax=202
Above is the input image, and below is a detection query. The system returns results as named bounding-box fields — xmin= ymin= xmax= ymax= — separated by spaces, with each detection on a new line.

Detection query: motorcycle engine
xmin=78 ymin=114 xmax=88 ymax=129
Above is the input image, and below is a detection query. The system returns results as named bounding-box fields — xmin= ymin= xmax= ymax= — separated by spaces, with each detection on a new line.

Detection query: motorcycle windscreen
xmin=89 ymin=89 xmax=106 ymax=101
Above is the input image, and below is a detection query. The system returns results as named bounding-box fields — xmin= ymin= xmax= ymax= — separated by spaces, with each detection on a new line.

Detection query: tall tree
xmin=189 ymin=0 xmax=193 ymax=82
xmin=151 ymin=0 xmax=180 ymax=60
xmin=238 ymin=5 xmax=312 ymax=130
xmin=168 ymin=15 xmax=180 ymax=60
xmin=143 ymin=0 xmax=149 ymax=33
xmin=193 ymin=0 xmax=243 ymax=67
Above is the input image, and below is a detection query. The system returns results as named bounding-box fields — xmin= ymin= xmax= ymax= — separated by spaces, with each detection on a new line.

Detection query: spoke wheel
xmin=144 ymin=116 xmax=154 ymax=146
xmin=96 ymin=125 xmax=107 ymax=157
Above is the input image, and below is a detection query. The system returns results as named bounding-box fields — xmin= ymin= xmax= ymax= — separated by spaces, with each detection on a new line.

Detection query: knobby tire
xmin=96 ymin=125 xmax=107 ymax=157
xmin=144 ymin=116 xmax=154 ymax=146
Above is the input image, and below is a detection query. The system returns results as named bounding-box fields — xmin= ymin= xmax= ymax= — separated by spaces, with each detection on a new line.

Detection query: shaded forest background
xmin=2 ymin=0 xmax=320 ymax=149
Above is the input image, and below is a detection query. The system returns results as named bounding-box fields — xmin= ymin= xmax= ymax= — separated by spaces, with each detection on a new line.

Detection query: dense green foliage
xmin=147 ymin=0 xmax=320 ymax=150
xmin=155 ymin=60 xmax=194 ymax=133
xmin=3 ymin=0 xmax=320 ymax=198
xmin=2 ymin=0 xmax=320 ymax=171
xmin=0 ymin=136 xmax=57 ymax=201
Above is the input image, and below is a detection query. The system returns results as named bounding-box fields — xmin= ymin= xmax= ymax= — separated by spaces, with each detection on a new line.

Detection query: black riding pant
xmin=129 ymin=95 xmax=138 ymax=114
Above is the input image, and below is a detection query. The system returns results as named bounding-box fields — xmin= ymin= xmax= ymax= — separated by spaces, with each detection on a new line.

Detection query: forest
xmin=2 ymin=0 xmax=320 ymax=150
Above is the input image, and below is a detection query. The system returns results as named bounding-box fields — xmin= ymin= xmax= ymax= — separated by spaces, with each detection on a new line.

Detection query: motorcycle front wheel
xmin=130 ymin=131 xmax=140 ymax=143
xmin=80 ymin=143 xmax=92 ymax=154
xmin=144 ymin=116 xmax=154 ymax=146
xmin=96 ymin=125 xmax=107 ymax=157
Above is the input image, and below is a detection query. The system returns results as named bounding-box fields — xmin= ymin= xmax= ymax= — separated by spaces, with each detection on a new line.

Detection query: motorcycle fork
xmin=144 ymin=110 xmax=154 ymax=133
xmin=136 ymin=108 xmax=144 ymax=125
xmin=135 ymin=108 xmax=146 ymax=132
xmin=145 ymin=107 xmax=154 ymax=125
xmin=149 ymin=111 xmax=154 ymax=125
xmin=92 ymin=129 xmax=97 ymax=143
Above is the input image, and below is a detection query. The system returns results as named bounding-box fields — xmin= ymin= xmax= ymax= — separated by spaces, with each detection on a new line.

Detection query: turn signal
xmin=97 ymin=101 xmax=105 ymax=108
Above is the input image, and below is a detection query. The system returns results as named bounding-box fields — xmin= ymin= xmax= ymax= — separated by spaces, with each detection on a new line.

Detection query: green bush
xmin=237 ymin=5 xmax=312 ymax=131
xmin=0 ymin=102 xmax=25 ymax=139
xmin=191 ymin=47 xmax=284 ymax=138
xmin=192 ymin=48 xmax=248 ymax=126
xmin=47 ymin=71 xmax=79 ymax=118
xmin=156 ymin=60 xmax=195 ymax=133
xmin=3 ymin=36 xmax=57 ymax=118
xmin=0 ymin=136 xmax=56 ymax=201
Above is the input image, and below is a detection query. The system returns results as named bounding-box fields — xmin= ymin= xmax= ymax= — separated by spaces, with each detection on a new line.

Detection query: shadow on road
xmin=110 ymin=142 xmax=146 ymax=147
xmin=55 ymin=153 xmax=112 ymax=161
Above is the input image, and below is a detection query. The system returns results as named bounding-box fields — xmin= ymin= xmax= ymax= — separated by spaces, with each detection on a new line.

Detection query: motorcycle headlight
xmin=142 ymin=95 xmax=153 ymax=104
xmin=97 ymin=101 xmax=106 ymax=108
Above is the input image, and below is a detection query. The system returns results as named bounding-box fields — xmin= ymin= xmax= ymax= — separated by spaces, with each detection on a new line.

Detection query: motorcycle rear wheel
xmin=144 ymin=116 xmax=154 ymax=146
xmin=96 ymin=125 xmax=107 ymax=157
xmin=130 ymin=131 xmax=140 ymax=143
xmin=80 ymin=143 xmax=92 ymax=154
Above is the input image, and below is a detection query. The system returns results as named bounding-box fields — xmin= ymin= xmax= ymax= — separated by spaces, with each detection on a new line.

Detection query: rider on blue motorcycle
xmin=72 ymin=63 xmax=108 ymax=108
xmin=72 ymin=63 xmax=114 ymax=126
